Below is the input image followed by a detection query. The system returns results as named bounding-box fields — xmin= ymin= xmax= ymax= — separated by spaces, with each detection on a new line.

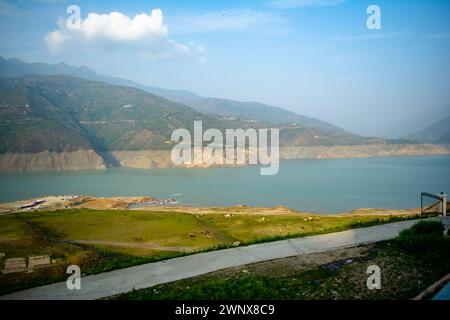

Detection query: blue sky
xmin=0 ymin=0 xmax=449 ymax=137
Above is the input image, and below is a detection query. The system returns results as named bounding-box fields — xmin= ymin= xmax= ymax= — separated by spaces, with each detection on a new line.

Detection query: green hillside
xmin=0 ymin=74 xmax=379 ymax=155
xmin=0 ymin=56 xmax=359 ymax=138
xmin=0 ymin=75 xmax=226 ymax=153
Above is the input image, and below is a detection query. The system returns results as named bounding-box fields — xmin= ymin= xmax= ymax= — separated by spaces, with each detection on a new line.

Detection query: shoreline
xmin=0 ymin=143 xmax=449 ymax=173
xmin=0 ymin=194 xmax=423 ymax=218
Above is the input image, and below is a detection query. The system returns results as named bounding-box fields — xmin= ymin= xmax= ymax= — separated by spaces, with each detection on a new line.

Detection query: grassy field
xmin=0 ymin=208 xmax=422 ymax=295
xmin=116 ymin=221 xmax=450 ymax=300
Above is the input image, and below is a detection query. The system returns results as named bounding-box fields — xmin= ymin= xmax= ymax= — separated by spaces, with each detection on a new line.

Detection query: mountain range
xmin=0 ymin=56 xmax=448 ymax=172
xmin=0 ymin=57 xmax=359 ymax=137
xmin=403 ymin=115 xmax=450 ymax=144
xmin=0 ymin=74 xmax=377 ymax=154
xmin=2 ymin=56 xmax=448 ymax=144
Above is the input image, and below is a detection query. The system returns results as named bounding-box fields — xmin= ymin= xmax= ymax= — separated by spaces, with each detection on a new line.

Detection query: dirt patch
xmin=135 ymin=205 xmax=311 ymax=216
xmin=69 ymin=240 xmax=194 ymax=253
xmin=74 ymin=196 xmax=156 ymax=210
xmin=0 ymin=196 xmax=157 ymax=213
xmin=338 ymin=208 xmax=421 ymax=217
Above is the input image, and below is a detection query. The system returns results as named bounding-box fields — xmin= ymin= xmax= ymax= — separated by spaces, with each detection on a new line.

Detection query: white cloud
xmin=171 ymin=9 xmax=288 ymax=34
xmin=192 ymin=10 xmax=272 ymax=32
xmin=45 ymin=8 xmax=204 ymax=61
xmin=337 ymin=32 xmax=401 ymax=41
xmin=46 ymin=9 xmax=167 ymax=48
xmin=138 ymin=41 xmax=207 ymax=63
xmin=79 ymin=10 xmax=167 ymax=42
xmin=137 ymin=39 xmax=189 ymax=60
xmin=45 ymin=29 xmax=70 ymax=52
xmin=269 ymin=0 xmax=346 ymax=9
xmin=190 ymin=43 xmax=207 ymax=64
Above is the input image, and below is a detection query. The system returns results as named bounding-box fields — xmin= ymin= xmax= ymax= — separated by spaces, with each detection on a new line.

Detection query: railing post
xmin=443 ymin=194 xmax=447 ymax=217
xmin=421 ymin=193 xmax=423 ymax=215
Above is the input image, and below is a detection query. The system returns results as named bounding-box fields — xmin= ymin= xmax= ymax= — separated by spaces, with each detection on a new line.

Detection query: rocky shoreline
xmin=0 ymin=143 xmax=448 ymax=172
xmin=0 ymin=195 xmax=422 ymax=218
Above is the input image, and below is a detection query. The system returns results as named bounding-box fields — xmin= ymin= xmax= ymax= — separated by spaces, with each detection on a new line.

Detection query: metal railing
xmin=421 ymin=192 xmax=447 ymax=216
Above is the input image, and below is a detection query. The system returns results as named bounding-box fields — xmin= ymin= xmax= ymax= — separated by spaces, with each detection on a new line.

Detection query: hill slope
xmin=0 ymin=75 xmax=230 ymax=154
xmin=142 ymin=87 xmax=353 ymax=136
xmin=0 ymin=56 xmax=356 ymax=138
xmin=403 ymin=116 xmax=450 ymax=144
xmin=0 ymin=74 xmax=377 ymax=153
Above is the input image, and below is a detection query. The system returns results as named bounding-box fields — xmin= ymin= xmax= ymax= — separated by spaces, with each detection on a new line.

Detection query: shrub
xmin=395 ymin=221 xmax=450 ymax=260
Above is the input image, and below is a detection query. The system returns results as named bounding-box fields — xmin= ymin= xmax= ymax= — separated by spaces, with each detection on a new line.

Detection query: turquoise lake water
xmin=0 ymin=155 xmax=449 ymax=213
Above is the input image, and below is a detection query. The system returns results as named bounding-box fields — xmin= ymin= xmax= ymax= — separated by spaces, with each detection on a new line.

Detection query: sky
xmin=0 ymin=0 xmax=449 ymax=138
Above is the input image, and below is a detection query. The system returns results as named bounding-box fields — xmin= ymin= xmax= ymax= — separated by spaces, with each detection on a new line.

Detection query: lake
xmin=0 ymin=155 xmax=449 ymax=213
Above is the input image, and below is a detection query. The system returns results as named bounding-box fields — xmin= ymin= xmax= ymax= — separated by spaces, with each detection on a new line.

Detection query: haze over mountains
xmin=0 ymin=74 xmax=371 ymax=154
xmin=2 ymin=56 xmax=448 ymax=143
xmin=0 ymin=57 xmax=448 ymax=172
xmin=0 ymin=57 xmax=360 ymax=138
xmin=403 ymin=116 xmax=450 ymax=144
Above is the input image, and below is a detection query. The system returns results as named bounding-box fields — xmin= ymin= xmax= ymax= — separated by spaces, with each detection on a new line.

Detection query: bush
xmin=395 ymin=221 xmax=450 ymax=260
xmin=407 ymin=221 xmax=444 ymax=235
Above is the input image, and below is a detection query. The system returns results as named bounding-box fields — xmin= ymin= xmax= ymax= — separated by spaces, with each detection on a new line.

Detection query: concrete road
xmin=0 ymin=218 xmax=435 ymax=300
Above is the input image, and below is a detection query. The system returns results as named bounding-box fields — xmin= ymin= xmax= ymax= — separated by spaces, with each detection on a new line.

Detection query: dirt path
xmin=69 ymin=240 xmax=193 ymax=252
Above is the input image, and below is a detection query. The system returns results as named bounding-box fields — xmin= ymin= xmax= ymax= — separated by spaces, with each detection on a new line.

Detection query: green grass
xmin=116 ymin=221 xmax=450 ymax=300
xmin=28 ymin=209 xmax=226 ymax=249
xmin=0 ymin=214 xmax=188 ymax=294
xmin=198 ymin=214 xmax=416 ymax=246
xmin=0 ymin=208 xmax=424 ymax=295
xmin=0 ymin=215 xmax=27 ymax=239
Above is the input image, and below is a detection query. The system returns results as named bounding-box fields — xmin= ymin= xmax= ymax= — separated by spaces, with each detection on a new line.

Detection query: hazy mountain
xmin=1 ymin=75 xmax=377 ymax=156
xmin=148 ymin=92 xmax=354 ymax=136
xmin=0 ymin=56 xmax=357 ymax=138
xmin=403 ymin=115 xmax=450 ymax=144
xmin=1 ymin=74 xmax=447 ymax=172
xmin=0 ymin=56 xmax=97 ymax=79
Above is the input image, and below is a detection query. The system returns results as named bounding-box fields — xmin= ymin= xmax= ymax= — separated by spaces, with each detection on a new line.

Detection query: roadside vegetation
xmin=0 ymin=208 xmax=426 ymax=295
xmin=116 ymin=221 xmax=450 ymax=300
